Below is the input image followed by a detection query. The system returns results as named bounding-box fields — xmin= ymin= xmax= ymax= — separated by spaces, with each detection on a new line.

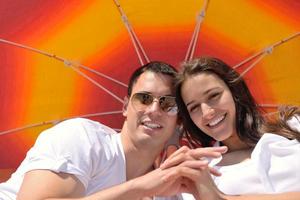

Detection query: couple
xmin=0 ymin=57 xmax=299 ymax=200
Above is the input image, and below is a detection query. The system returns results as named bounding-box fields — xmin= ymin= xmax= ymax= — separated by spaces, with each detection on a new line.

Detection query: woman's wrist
xmin=193 ymin=183 xmax=226 ymax=200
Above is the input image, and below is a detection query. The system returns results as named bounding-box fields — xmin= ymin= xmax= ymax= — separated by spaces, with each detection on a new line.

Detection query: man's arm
xmin=17 ymin=170 xmax=85 ymax=200
xmin=17 ymin=169 xmax=145 ymax=200
xmin=17 ymin=167 xmax=185 ymax=200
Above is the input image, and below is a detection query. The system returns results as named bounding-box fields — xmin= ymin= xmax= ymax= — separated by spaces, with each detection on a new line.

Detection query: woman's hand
xmin=126 ymin=146 xmax=227 ymax=198
xmin=160 ymin=146 xmax=227 ymax=176
xmin=159 ymin=146 xmax=228 ymax=199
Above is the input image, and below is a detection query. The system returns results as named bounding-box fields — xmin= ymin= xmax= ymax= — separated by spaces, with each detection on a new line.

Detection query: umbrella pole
xmin=185 ymin=0 xmax=209 ymax=61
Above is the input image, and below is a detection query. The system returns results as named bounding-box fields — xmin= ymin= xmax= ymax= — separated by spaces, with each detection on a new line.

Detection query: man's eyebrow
xmin=136 ymin=91 xmax=174 ymax=96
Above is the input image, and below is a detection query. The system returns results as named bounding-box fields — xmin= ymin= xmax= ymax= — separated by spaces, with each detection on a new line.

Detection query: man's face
xmin=123 ymin=71 xmax=177 ymax=148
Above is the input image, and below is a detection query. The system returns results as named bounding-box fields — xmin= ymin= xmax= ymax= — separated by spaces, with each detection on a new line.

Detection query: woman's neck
xmin=218 ymin=147 xmax=253 ymax=166
xmin=218 ymin=133 xmax=254 ymax=166
xmin=221 ymin=132 xmax=251 ymax=152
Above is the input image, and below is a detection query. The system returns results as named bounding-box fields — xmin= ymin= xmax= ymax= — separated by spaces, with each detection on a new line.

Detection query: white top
xmin=181 ymin=115 xmax=300 ymax=199
xmin=0 ymin=118 xmax=126 ymax=200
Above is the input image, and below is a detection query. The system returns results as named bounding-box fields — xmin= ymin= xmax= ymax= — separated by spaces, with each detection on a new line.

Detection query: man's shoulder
xmin=53 ymin=118 xmax=115 ymax=133
xmin=39 ymin=118 xmax=118 ymax=143
xmin=56 ymin=117 xmax=100 ymax=127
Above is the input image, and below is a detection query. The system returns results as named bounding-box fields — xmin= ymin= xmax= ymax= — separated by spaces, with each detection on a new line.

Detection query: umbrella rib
xmin=0 ymin=39 xmax=126 ymax=134
xmin=113 ymin=0 xmax=150 ymax=65
xmin=263 ymin=111 xmax=279 ymax=117
xmin=234 ymin=32 xmax=300 ymax=69
xmin=0 ymin=111 xmax=123 ymax=136
xmin=0 ymin=38 xmax=126 ymax=104
xmin=185 ymin=20 xmax=199 ymax=61
xmin=188 ymin=16 xmax=202 ymax=61
xmin=185 ymin=0 xmax=209 ymax=61
xmin=0 ymin=38 xmax=127 ymax=88
xmin=67 ymin=64 xmax=124 ymax=103
xmin=78 ymin=64 xmax=127 ymax=87
xmin=124 ymin=22 xmax=146 ymax=65
xmin=259 ymin=104 xmax=279 ymax=108
xmin=239 ymin=52 xmax=267 ymax=77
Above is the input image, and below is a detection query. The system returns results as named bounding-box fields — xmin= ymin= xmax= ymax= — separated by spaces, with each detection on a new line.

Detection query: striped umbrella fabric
xmin=0 ymin=0 xmax=299 ymax=181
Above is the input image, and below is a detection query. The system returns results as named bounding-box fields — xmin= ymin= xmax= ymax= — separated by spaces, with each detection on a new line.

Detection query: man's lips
xmin=141 ymin=121 xmax=162 ymax=129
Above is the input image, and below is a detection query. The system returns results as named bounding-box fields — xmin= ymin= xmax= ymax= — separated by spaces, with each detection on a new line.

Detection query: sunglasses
xmin=130 ymin=92 xmax=178 ymax=116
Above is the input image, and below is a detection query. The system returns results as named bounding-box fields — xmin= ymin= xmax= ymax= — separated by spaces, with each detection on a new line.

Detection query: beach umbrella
xmin=1 ymin=0 xmax=299 ymax=181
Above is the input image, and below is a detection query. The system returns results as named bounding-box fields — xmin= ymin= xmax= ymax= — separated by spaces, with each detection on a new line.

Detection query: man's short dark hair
xmin=127 ymin=61 xmax=177 ymax=96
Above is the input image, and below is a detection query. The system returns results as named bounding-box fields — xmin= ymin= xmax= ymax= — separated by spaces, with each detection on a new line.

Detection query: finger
xmin=160 ymin=147 xmax=192 ymax=169
xmin=166 ymin=145 xmax=178 ymax=157
xmin=180 ymin=178 xmax=197 ymax=194
xmin=160 ymin=153 xmax=191 ymax=169
xmin=165 ymin=146 xmax=190 ymax=160
xmin=161 ymin=146 xmax=227 ymax=170
xmin=189 ymin=146 xmax=228 ymax=159
xmin=177 ymin=159 xmax=209 ymax=169
xmin=162 ymin=166 xmax=203 ymax=183
xmin=162 ymin=149 xmax=221 ymax=169
xmin=209 ymin=167 xmax=221 ymax=177
xmin=154 ymin=154 xmax=162 ymax=169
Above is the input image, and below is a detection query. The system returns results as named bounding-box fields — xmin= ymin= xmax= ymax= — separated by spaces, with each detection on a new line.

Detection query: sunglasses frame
xmin=130 ymin=92 xmax=178 ymax=116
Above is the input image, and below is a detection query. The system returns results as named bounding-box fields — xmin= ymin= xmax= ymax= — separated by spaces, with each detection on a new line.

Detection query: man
xmin=0 ymin=61 xmax=180 ymax=200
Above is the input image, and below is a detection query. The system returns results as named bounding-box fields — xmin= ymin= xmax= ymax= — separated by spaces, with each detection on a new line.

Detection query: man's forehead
xmin=132 ymin=71 xmax=173 ymax=94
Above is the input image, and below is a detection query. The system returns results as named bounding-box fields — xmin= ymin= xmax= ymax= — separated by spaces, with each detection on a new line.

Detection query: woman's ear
xmin=122 ymin=96 xmax=129 ymax=117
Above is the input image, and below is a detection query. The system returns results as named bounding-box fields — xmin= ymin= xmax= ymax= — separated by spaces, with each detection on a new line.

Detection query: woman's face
xmin=181 ymin=72 xmax=237 ymax=142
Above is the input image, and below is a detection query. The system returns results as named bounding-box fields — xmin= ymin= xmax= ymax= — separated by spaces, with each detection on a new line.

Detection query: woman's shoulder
xmin=251 ymin=119 xmax=300 ymax=192
xmin=252 ymin=132 xmax=299 ymax=161
xmin=257 ymin=114 xmax=300 ymax=147
xmin=286 ymin=114 xmax=300 ymax=132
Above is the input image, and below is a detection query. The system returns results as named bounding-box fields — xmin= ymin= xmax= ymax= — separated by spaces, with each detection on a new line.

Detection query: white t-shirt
xmin=181 ymin=116 xmax=300 ymax=199
xmin=0 ymin=118 xmax=126 ymax=200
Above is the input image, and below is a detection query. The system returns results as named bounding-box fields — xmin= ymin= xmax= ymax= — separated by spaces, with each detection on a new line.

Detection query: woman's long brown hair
xmin=263 ymin=106 xmax=300 ymax=142
xmin=176 ymin=56 xmax=300 ymax=147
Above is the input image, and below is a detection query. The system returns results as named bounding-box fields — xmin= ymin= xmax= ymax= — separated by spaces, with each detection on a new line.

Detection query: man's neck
xmin=120 ymin=127 xmax=163 ymax=180
xmin=124 ymin=144 xmax=158 ymax=180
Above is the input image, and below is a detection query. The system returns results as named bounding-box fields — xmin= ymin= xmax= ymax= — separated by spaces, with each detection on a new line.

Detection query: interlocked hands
xmin=136 ymin=146 xmax=228 ymax=199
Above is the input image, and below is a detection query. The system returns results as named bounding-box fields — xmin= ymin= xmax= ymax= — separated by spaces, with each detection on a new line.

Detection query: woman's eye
xmin=189 ymin=105 xmax=199 ymax=113
xmin=209 ymin=92 xmax=220 ymax=100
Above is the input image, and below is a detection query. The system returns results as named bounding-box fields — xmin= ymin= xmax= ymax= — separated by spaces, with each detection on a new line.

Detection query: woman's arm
xmin=221 ymin=192 xmax=300 ymax=200
xmin=161 ymin=147 xmax=300 ymax=200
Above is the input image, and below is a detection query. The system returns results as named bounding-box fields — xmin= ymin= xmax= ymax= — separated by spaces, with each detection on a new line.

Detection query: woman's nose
xmin=201 ymin=103 xmax=215 ymax=119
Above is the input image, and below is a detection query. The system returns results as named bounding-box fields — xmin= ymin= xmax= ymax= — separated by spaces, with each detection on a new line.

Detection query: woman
xmin=165 ymin=56 xmax=300 ymax=199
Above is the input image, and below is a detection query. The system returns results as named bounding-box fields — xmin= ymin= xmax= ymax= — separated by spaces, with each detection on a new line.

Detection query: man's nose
xmin=145 ymin=99 xmax=162 ymax=114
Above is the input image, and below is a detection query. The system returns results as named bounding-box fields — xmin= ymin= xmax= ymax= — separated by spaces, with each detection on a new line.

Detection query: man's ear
xmin=122 ymin=96 xmax=129 ymax=117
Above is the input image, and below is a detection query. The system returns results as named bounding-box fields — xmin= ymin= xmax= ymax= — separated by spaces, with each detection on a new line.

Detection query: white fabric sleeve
xmin=252 ymin=132 xmax=300 ymax=193
xmin=22 ymin=118 xmax=103 ymax=189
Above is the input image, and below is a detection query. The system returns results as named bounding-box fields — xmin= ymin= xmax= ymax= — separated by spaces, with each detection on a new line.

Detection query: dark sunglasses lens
xmin=159 ymin=97 xmax=177 ymax=113
xmin=132 ymin=93 xmax=153 ymax=111
xmin=136 ymin=93 xmax=153 ymax=105
xmin=131 ymin=93 xmax=178 ymax=115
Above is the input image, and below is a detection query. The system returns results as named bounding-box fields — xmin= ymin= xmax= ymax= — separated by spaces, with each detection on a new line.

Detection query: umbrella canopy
xmin=0 ymin=0 xmax=299 ymax=181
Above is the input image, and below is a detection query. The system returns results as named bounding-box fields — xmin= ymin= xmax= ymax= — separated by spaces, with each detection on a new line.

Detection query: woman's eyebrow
xmin=186 ymin=100 xmax=195 ymax=107
xmin=186 ymin=87 xmax=220 ymax=107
